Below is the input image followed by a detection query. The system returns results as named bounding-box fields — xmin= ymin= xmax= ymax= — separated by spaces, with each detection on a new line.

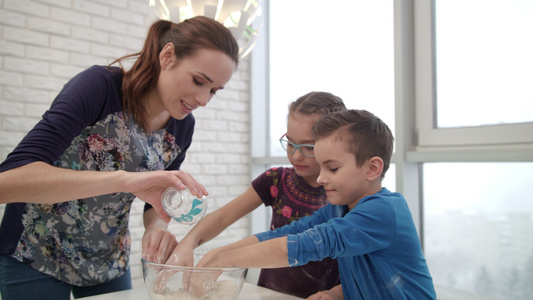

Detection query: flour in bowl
xmin=148 ymin=280 xmax=239 ymax=300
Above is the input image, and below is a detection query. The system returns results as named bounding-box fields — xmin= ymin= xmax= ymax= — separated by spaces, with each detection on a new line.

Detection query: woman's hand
xmin=125 ymin=170 xmax=209 ymax=223
xmin=128 ymin=170 xmax=208 ymax=199
xmin=0 ymin=163 xmax=207 ymax=224
xmin=142 ymin=227 xmax=178 ymax=264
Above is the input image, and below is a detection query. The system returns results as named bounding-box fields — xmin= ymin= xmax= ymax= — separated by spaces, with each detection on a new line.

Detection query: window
xmin=252 ymin=0 xmax=533 ymax=299
xmin=415 ymin=0 xmax=533 ymax=147
xmin=250 ymin=0 xmax=395 ymax=232
xmin=268 ymin=0 xmax=395 ymax=157
xmin=424 ymin=162 xmax=533 ymax=299
xmin=411 ymin=1 xmax=533 ymax=299
xmin=435 ymin=1 xmax=533 ymax=129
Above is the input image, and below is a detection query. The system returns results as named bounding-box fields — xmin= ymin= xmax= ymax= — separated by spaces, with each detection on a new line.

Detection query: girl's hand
xmin=153 ymin=243 xmax=196 ymax=293
xmin=164 ymin=244 xmax=195 ymax=267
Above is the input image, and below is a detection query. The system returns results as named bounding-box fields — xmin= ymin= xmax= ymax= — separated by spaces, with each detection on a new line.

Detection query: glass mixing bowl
xmin=142 ymin=257 xmax=247 ymax=300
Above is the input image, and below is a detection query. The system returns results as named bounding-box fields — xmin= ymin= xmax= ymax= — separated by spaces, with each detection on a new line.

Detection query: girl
xmin=0 ymin=16 xmax=238 ymax=299
xmin=166 ymin=91 xmax=346 ymax=298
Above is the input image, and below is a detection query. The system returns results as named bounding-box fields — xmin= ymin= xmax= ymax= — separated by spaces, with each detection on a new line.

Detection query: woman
xmin=0 ymin=16 xmax=239 ymax=299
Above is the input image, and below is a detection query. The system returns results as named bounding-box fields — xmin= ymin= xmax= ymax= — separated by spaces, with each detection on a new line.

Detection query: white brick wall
xmin=0 ymin=0 xmax=251 ymax=288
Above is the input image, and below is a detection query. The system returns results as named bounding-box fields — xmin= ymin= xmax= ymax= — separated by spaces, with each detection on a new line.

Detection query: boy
xmin=193 ymin=109 xmax=436 ymax=299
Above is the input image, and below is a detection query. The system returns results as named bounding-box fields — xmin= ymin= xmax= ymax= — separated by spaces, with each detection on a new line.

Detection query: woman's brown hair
xmin=109 ymin=16 xmax=239 ymax=131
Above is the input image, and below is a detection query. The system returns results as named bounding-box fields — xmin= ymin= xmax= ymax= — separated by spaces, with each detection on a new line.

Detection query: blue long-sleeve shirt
xmin=255 ymin=188 xmax=436 ymax=300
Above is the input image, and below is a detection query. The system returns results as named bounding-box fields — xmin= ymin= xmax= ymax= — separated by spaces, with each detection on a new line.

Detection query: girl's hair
xmin=109 ymin=16 xmax=239 ymax=131
xmin=312 ymin=109 xmax=394 ymax=178
xmin=289 ymin=91 xmax=346 ymax=116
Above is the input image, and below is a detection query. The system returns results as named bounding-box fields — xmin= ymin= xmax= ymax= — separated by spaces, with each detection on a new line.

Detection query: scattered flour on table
xmin=148 ymin=280 xmax=239 ymax=300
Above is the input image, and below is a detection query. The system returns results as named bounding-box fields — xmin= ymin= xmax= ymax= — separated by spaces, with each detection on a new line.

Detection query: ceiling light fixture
xmin=149 ymin=0 xmax=263 ymax=59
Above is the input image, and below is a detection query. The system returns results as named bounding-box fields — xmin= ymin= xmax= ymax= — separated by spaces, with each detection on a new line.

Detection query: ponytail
xmin=109 ymin=17 xmax=238 ymax=132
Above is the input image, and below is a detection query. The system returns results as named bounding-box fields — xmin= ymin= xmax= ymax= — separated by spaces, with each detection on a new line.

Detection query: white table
xmin=83 ymin=282 xmax=303 ymax=300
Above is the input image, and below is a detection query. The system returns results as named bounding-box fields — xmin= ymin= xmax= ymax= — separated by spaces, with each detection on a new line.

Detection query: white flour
xmin=147 ymin=280 xmax=239 ymax=300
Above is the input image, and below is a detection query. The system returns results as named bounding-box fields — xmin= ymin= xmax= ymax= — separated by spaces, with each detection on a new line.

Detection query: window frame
xmin=413 ymin=0 xmax=533 ymax=151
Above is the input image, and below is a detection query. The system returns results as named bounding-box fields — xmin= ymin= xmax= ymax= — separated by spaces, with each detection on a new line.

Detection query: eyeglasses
xmin=279 ymin=134 xmax=315 ymax=157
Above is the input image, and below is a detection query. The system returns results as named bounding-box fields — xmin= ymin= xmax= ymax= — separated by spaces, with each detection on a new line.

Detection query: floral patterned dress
xmin=0 ymin=66 xmax=194 ymax=286
xmin=251 ymin=167 xmax=340 ymax=298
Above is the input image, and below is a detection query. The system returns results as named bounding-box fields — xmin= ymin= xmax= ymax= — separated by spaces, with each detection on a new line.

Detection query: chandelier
xmin=149 ymin=0 xmax=263 ymax=59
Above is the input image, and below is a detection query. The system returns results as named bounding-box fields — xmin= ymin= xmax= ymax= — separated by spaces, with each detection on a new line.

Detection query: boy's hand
xmin=187 ymin=269 xmax=221 ymax=297
xmin=187 ymin=248 xmax=225 ymax=297
xmin=306 ymin=292 xmax=336 ymax=300
xmin=306 ymin=284 xmax=344 ymax=300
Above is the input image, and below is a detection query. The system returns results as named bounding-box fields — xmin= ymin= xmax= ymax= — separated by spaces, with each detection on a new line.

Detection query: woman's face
xmin=157 ymin=45 xmax=236 ymax=120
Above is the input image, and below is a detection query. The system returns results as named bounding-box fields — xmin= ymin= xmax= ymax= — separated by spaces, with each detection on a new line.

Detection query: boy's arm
xmin=189 ymin=236 xmax=288 ymax=297
xmin=255 ymin=204 xmax=334 ymax=242
xmin=197 ymin=205 xmax=343 ymax=269
xmin=197 ymin=236 xmax=289 ymax=269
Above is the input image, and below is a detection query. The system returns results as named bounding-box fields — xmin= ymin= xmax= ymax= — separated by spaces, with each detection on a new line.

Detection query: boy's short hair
xmin=312 ymin=109 xmax=394 ymax=178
